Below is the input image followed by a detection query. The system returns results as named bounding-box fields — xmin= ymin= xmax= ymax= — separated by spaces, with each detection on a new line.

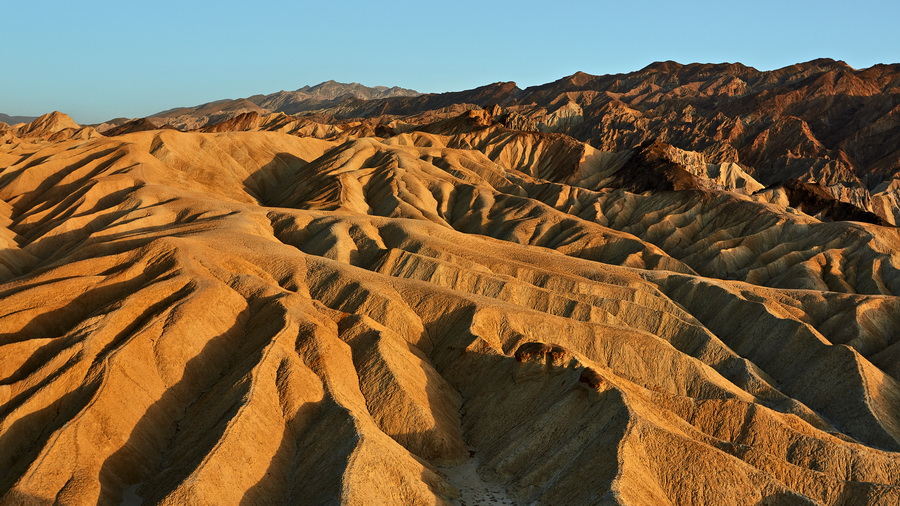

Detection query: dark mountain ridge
xmin=0 ymin=113 xmax=39 ymax=125
xmin=150 ymin=80 xmax=420 ymax=129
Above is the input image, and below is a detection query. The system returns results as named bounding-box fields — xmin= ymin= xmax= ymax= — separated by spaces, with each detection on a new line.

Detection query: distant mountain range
xmin=149 ymin=80 xmax=420 ymax=130
xmin=0 ymin=113 xmax=38 ymax=125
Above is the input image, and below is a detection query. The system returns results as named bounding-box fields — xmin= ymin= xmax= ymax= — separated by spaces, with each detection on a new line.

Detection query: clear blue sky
xmin=3 ymin=0 xmax=898 ymax=124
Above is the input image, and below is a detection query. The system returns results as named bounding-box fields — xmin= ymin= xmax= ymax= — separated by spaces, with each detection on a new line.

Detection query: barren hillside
xmin=1 ymin=62 xmax=899 ymax=504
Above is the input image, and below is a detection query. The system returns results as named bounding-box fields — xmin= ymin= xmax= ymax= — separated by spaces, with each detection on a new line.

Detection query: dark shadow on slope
xmin=0 ymin=198 xmax=180 ymax=289
xmin=238 ymin=396 xmax=371 ymax=505
xmin=653 ymin=276 xmax=900 ymax=452
xmin=0 ymin=275 xmax=153 ymax=347
xmin=774 ymin=178 xmax=890 ymax=225
xmin=339 ymin=314 xmax=468 ymax=465
xmin=16 ymin=184 xmax=138 ymax=249
xmin=2 ymin=199 xmax=236 ymax=286
xmin=237 ymin=358 xmax=326 ymax=506
xmin=3 ymin=147 xmax=122 ymax=223
xmin=0 ymin=490 xmax=56 ymax=505
xmin=754 ymin=491 xmax=817 ymax=505
xmin=422 ymin=307 xmax=630 ymax=504
xmin=242 ymin=152 xmax=314 ymax=207
xmin=100 ymin=296 xmax=295 ymax=504
xmin=0 ymin=376 xmax=102 ymax=494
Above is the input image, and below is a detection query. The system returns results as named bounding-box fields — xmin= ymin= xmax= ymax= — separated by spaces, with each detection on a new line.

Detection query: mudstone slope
xmin=0 ymin=62 xmax=899 ymax=505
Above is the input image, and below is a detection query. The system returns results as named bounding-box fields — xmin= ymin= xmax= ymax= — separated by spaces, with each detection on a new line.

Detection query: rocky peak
xmin=19 ymin=111 xmax=80 ymax=134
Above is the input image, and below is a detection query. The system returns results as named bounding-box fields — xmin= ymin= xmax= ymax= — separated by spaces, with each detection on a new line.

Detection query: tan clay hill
xmin=0 ymin=61 xmax=899 ymax=505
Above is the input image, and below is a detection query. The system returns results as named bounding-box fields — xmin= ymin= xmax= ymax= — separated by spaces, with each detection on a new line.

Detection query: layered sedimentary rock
xmin=2 ymin=63 xmax=900 ymax=505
